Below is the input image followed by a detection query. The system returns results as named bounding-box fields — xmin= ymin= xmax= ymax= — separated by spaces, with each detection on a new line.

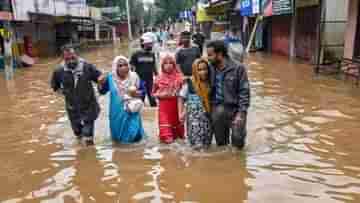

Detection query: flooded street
xmin=2 ymin=46 xmax=360 ymax=203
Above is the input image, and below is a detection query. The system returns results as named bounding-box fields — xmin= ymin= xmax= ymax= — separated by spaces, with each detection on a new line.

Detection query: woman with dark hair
xmin=178 ymin=58 xmax=212 ymax=150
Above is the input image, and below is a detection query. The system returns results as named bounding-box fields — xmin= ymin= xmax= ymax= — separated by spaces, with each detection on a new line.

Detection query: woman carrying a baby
xmin=99 ymin=56 xmax=146 ymax=143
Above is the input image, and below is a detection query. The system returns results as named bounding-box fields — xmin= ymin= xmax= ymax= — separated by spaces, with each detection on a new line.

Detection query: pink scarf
xmin=154 ymin=54 xmax=183 ymax=96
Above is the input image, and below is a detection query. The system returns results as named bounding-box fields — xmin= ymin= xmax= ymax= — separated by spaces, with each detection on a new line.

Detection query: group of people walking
xmin=50 ymin=30 xmax=250 ymax=150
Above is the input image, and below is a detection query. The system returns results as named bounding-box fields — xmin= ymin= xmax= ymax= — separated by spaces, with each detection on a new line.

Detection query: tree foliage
xmin=153 ymin=0 xmax=194 ymax=24
xmin=87 ymin=0 xmax=106 ymax=7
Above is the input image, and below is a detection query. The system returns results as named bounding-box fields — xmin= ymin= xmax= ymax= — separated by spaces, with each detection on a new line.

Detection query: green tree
xmin=153 ymin=0 xmax=195 ymax=24
xmin=88 ymin=0 xmax=106 ymax=7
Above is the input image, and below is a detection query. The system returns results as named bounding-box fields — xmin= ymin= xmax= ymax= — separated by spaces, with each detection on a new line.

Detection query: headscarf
xmin=112 ymin=55 xmax=139 ymax=97
xmin=192 ymin=58 xmax=211 ymax=113
xmin=154 ymin=53 xmax=183 ymax=95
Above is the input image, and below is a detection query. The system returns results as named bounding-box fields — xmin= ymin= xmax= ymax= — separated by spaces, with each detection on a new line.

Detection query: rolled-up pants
xmin=70 ymin=118 xmax=95 ymax=138
xmin=211 ymin=104 xmax=247 ymax=149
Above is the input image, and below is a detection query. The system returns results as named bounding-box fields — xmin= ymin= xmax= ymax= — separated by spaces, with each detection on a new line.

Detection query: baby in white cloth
xmin=123 ymin=85 xmax=144 ymax=113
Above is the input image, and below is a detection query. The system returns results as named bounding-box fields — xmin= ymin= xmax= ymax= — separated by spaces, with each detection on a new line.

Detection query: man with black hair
xmin=175 ymin=31 xmax=201 ymax=77
xmin=50 ymin=45 xmax=105 ymax=146
xmin=130 ymin=36 xmax=158 ymax=107
xmin=192 ymin=27 xmax=206 ymax=55
xmin=206 ymin=40 xmax=250 ymax=149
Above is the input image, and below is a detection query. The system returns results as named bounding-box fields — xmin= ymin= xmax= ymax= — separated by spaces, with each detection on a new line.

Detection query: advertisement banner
xmin=273 ymin=0 xmax=293 ymax=15
xmin=252 ymin=0 xmax=260 ymax=14
xmin=262 ymin=0 xmax=272 ymax=16
xmin=196 ymin=2 xmax=214 ymax=22
xmin=240 ymin=0 xmax=252 ymax=16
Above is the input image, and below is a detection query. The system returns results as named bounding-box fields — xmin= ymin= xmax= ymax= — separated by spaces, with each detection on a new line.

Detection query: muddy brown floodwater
xmin=1 ymin=46 xmax=360 ymax=203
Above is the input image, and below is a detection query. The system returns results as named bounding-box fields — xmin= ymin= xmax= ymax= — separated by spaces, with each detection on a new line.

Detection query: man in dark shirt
xmin=192 ymin=27 xmax=206 ymax=55
xmin=176 ymin=31 xmax=201 ymax=77
xmin=51 ymin=45 xmax=104 ymax=145
xmin=207 ymin=40 xmax=250 ymax=150
xmin=130 ymin=36 xmax=158 ymax=107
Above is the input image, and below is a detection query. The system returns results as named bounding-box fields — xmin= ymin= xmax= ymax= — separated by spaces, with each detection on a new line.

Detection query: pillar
xmin=95 ymin=23 xmax=100 ymax=41
xmin=289 ymin=5 xmax=297 ymax=60
xmin=344 ymin=0 xmax=359 ymax=59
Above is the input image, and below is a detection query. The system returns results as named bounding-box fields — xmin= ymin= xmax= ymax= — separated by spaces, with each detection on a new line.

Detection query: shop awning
xmin=28 ymin=12 xmax=55 ymax=24
xmin=197 ymin=5 xmax=215 ymax=22
xmin=55 ymin=15 xmax=93 ymax=24
xmin=204 ymin=0 xmax=232 ymax=15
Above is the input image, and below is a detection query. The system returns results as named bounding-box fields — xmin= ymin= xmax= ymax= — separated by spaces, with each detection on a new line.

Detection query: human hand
xmin=97 ymin=74 xmax=107 ymax=85
xmin=134 ymin=90 xmax=142 ymax=97
xmin=232 ymin=112 xmax=245 ymax=126
xmin=179 ymin=111 xmax=186 ymax=123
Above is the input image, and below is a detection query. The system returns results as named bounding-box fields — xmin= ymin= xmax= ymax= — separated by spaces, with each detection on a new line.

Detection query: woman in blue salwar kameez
xmin=99 ymin=56 xmax=146 ymax=143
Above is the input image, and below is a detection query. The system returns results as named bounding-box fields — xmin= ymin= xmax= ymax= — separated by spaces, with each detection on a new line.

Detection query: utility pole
xmin=126 ymin=0 xmax=133 ymax=55
xmin=126 ymin=0 xmax=133 ymax=41
xmin=3 ymin=21 xmax=13 ymax=80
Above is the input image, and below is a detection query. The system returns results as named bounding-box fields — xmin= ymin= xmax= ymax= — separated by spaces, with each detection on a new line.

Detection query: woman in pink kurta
xmin=152 ymin=54 xmax=184 ymax=144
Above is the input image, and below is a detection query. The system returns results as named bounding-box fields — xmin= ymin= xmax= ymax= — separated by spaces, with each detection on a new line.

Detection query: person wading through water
xmin=175 ymin=31 xmax=201 ymax=79
xmin=130 ymin=36 xmax=158 ymax=107
xmin=206 ymin=40 xmax=250 ymax=150
xmin=51 ymin=45 xmax=104 ymax=146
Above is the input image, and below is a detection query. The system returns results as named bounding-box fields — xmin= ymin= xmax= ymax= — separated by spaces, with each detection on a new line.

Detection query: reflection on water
xmin=2 ymin=50 xmax=360 ymax=202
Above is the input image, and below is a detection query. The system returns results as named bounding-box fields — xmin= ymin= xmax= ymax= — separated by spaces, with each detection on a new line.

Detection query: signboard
xmin=66 ymin=0 xmax=86 ymax=4
xmin=100 ymin=7 xmax=120 ymax=14
xmin=55 ymin=0 xmax=68 ymax=16
xmin=261 ymin=0 xmax=272 ymax=16
xmin=69 ymin=5 xmax=89 ymax=17
xmin=296 ymin=0 xmax=319 ymax=8
xmin=90 ymin=7 xmax=102 ymax=20
xmin=240 ymin=0 xmax=252 ymax=16
xmin=252 ymin=0 xmax=260 ymax=14
xmin=240 ymin=0 xmax=259 ymax=16
xmin=11 ymin=0 xmax=36 ymax=21
xmin=196 ymin=2 xmax=214 ymax=22
xmin=0 ymin=11 xmax=13 ymax=20
xmin=272 ymin=0 xmax=293 ymax=15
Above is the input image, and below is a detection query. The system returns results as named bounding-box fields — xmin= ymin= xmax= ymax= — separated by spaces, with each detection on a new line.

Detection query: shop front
xmin=344 ymin=0 xmax=360 ymax=59
xmin=0 ymin=0 xmax=13 ymax=69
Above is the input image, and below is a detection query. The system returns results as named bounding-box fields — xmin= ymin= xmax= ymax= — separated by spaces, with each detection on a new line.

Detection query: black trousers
xmin=211 ymin=105 xmax=247 ymax=149
xmin=142 ymin=79 xmax=157 ymax=107
xmin=70 ymin=118 xmax=95 ymax=138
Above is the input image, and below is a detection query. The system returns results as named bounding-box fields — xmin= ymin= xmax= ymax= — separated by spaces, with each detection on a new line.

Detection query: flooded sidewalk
xmin=2 ymin=48 xmax=360 ymax=203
